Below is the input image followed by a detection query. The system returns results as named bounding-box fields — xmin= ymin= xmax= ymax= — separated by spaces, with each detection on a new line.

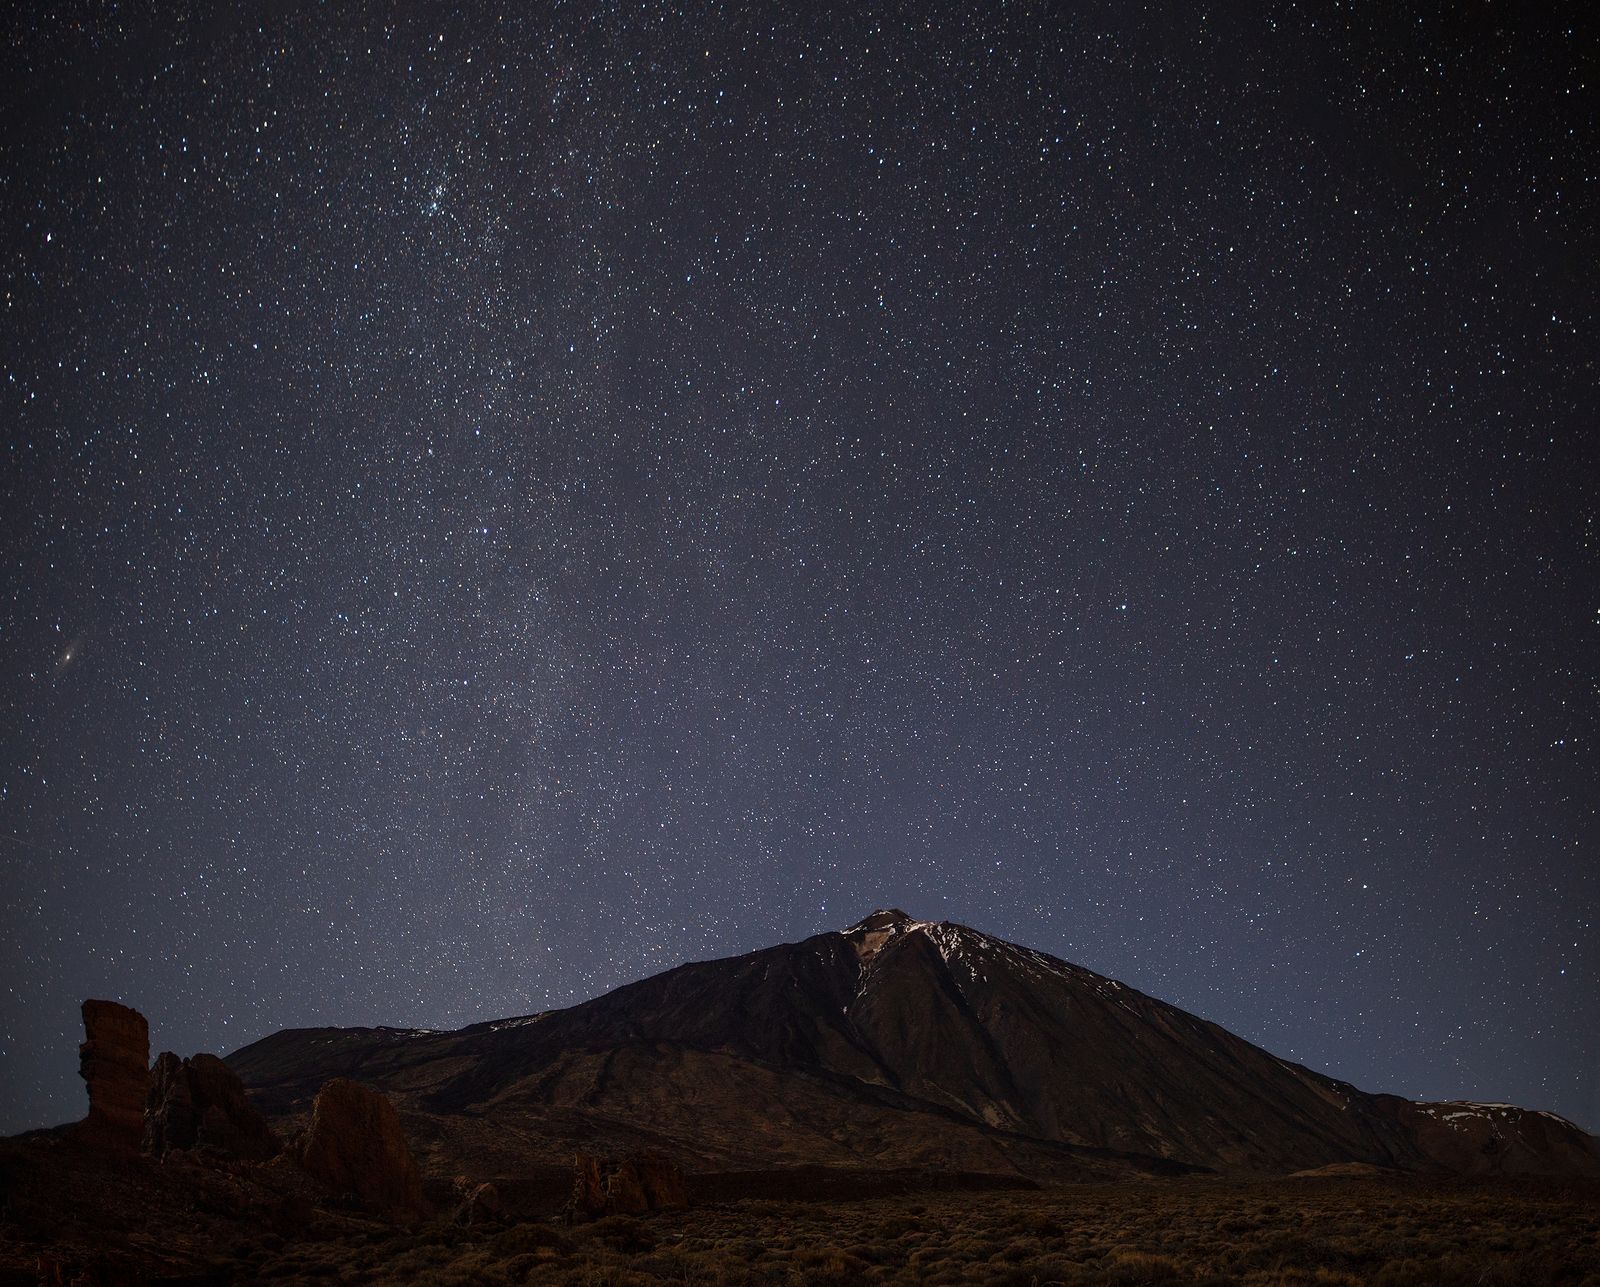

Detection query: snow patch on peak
xmin=842 ymin=913 xmax=1144 ymax=1015
xmin=1415 ymin=1100 xmax=1579 ymax=1132
xmin=843 ymin=908 xmax=928 ymax=963
xmin=486 ymin=1012 xmax=549 ymax=1032
xmin=903 ymin=922 xmax=1146 ymax=1015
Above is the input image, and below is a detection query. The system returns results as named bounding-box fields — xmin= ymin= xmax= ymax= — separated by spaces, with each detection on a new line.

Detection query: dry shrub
xmin=235 ymin=1175 xmax=1600 ymax=1286
xmin=793 ymin=1244 xmax=869 ymax=1282
xmin=1012 ymin=1209 xmax=1065 ymax=1239
xmin=586 ymin=1215 xmax=657 ymax=1255
xmin=493 ymin=1222 xmax=572 ymax=1257
xmin=1103 ymin=1247 xmax=1183 ymax=1283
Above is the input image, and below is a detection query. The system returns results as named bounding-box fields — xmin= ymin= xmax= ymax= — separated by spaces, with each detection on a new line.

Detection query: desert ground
xmin=194 ymin=1175 xmax=1599 ymax=1286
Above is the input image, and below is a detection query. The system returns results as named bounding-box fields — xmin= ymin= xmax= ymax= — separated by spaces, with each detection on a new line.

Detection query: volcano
xmin=227 ymin=910 xmax=1598 ymax=1191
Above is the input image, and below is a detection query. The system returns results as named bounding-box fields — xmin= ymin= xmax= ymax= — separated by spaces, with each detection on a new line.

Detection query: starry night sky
xmin=2 ymin=3 xmax=1594 ymax=1136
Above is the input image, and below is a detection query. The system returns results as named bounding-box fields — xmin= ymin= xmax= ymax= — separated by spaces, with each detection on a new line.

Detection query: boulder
xmin=143 ymin=1052 xmax=198 ymax=1154
xmin=298 ymin=1078 xmax=427 ymax=1219
xmin=451 ymin=1176 xmax=506 ymax=1225
xmin=567 ymin=1154 xmax=607 ymax=1223
xmin=73 ymin=1000 xmax=149 ymax=1152
xmin=144 ymin=1050 xmax=278 ymax=1160
xmin=566 ymin=1150 xmax=685 ymax=1222
xmin=631 ymin=1149 xmax=687 ymax=1210
xmin=605 ymin=1155 xmax=650 ymax=1215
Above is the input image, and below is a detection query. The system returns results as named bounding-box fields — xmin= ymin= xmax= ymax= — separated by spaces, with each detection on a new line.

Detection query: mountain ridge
xmin=227 ymin=909 xmax=1600 ymax=1183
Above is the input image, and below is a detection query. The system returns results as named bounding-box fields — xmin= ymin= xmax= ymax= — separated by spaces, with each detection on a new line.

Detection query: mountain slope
xmin=228 ymin=910 xmax=1599 ymax=1180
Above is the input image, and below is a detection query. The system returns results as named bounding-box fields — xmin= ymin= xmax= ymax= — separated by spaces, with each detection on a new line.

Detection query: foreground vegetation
xmin=242 ymin=1175 xmax=1600 ymax=1286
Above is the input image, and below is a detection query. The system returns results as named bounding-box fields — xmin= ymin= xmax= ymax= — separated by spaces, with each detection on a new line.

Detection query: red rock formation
xmin=566 ymin=1150 xmax=686 ymax=1221
xmin=631 ymin=1149 xmax=688 ymax=1210
xmin=567 ymin=1154 xmax=607 ymax=1223
xmin=298 ymin=1078 xmax=426 ymax=1219
xmin=144 ymin=1050 xmax=278 ymax=1160
xmin=604 ymin=1156 xmax=650 ymax=1215
xmin=74 ymin=1000 xmax=149 ymax=1152
xmin=143 ymin=1052 xmax=198 ymax=1154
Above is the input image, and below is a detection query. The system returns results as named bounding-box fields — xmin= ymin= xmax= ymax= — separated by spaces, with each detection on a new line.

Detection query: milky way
xmin=2 ymin=4 xmax=1594 ymax=1133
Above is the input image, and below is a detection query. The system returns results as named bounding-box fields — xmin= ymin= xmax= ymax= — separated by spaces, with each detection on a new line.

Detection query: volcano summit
xmin=226 ymin=910 xmax=1599 ymax=1189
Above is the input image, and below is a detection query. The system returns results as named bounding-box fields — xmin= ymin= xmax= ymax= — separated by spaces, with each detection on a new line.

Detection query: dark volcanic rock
xmin=229 ymin=910 xmax=1600 ymax=1181
xmin=73 ymin=999 xmax=149 ymax=1153
xmin=145 ymin=1050 xmax=278 ymax=1160
xmin=0 ymin=1125 xmax=379 ymax=1285
xmin=144 ymin=1051 xmax=199 ymax=1154
xmin=1384 ymin=1098 xmax=1600 ymax=1176
xmin=452 ymin=1176 xmax=506 ymax=1225
xmin=299 ymin=1078 xmax=426 ymax=1219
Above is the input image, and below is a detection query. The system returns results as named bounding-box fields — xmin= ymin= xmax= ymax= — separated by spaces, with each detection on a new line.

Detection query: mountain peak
xmin=841 ymin=908 xmax=929 ymax=964
xmin=225 ymin=909 xmax=1600 ymax=1181
xmin=844 ymin=908 xmax=914 ymax=933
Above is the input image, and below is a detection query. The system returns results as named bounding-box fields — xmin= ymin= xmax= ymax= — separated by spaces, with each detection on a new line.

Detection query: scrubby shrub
xmin=236 ymin=1176 xmax=1600 ymax=1285
xmin=587 ymin=1214 xmax=657 ymax=1255
xmin=1011 ymin=1208 xmax=1065 ymax=1239
xmin=792 ymin=1244 xmax=868 ymax=1283
xmin=493 ymin=1222 xmax=572 ymax=1257
xmin=1102 ymin=1247 xmax=1182 ymax=1283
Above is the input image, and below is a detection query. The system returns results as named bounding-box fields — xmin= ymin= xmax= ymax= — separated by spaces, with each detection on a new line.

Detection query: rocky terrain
xmin=163 ymin=1175 xmax=1600 ymax=1286
xmin=229 ymin=910 xmax=1599 ymax=1184
xmin=70 ymin=1000 xmax=149 ymax=1154
xmin=2 ymin=911 xmax=1596 ymax=1283
xmin=0 ymin=1000 xmax=684 ymax=1283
